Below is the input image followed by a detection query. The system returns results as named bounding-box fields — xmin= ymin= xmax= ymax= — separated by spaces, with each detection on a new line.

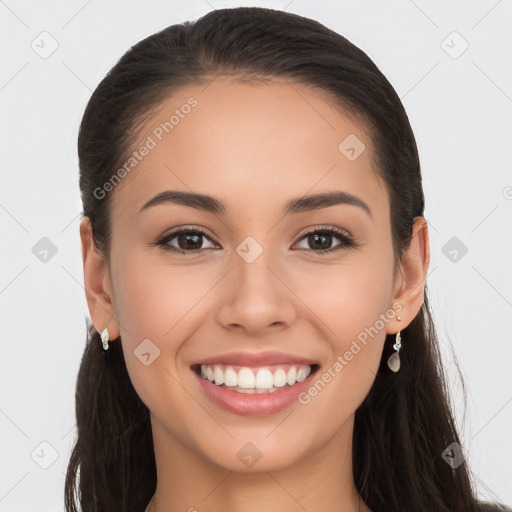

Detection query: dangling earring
xmin=387 ymin=315 xmax=402 ymax=373
xmin=101 ymin=327 xmax=110 ymax=351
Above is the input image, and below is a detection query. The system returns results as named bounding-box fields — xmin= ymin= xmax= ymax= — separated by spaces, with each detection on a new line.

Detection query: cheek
xmin=110 ymin=252 xmax=219 ymax=388
xmin=292 ymin=256 xmax=394 ymax=340
xmin=295 ymin=267 xmax=391 ymax=419
xmin=113 ymin=251 xmax=217 ymax=341
xmin=290 ymin=257 xmax=393 ymax=404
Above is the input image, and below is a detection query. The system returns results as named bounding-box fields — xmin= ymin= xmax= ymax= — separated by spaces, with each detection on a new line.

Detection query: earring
xmin=101 ymin=327 xmax=110 ymax=351
xmin=387 ymin=315 xmax=402 ymax=373
xmin=387 ymin=330 xmax=401 ymax=372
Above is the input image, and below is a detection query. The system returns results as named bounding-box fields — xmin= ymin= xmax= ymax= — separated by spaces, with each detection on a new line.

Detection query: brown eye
xmin=294 ymin=226 xmax=358 ymax=254
xmin=174 ymin=232 xmax=203 ymax=251
xmin=155 ymin=228 xmax=217 ymax=255
xmin=304 ymin=232 xmax=334 ymax=251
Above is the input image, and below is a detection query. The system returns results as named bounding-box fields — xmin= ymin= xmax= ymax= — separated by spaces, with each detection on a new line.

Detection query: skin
xmin=80 ymin=77 xmax=429 ymax=512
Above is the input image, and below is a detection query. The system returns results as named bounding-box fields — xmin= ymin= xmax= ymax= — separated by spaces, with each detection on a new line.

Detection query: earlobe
xmin=388 ymin=216 xmax=430 ymax=332
xmin=79 ymin=217 xmax=120 ymax=340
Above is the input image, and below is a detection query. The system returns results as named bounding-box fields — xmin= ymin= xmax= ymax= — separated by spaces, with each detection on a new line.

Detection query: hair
xmin=66 ymin=6 xmax=497 ymax=512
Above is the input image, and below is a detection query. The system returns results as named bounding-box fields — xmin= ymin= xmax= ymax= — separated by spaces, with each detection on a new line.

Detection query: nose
xmin=216 ymin=248 xmax=298 ymax=335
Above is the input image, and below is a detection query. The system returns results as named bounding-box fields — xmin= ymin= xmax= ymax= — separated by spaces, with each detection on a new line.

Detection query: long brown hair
xmin=66 ymin=7 xmax=494 ymax=512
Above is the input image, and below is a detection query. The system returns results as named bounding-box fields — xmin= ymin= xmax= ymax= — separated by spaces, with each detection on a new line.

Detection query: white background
xmin=0 ymin=0 xmax=511 ymax=510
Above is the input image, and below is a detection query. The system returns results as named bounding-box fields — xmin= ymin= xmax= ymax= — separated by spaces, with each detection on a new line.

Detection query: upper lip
xmin=193 ymin=350 xmax=318 ymax=367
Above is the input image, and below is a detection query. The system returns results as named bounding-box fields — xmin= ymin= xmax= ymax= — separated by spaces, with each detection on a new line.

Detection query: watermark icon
xmin=442 ymin=236 xmax=468 ymax=263
xmin=298 ymin=302 xmax=402 ymax=405
xmin=93 ymin=97 xmax=198 ymax=200
xmin=32 ymin=236 xmax=58 ymax=263
xmin=237 ymin=441 xmax=263 ymax=468
xmin=134 ymin=338 xmax=161 ymax=366
xmin=441 ymin=441 xmax=465 ymax=469
xmin=31 ymin=441 xmax=59 ymax=469
xmin=441 ymin=31 xmax=469 ymax=60
xmin=338 ymin=133 xmax=366 ymax=161
xmin=31 ymin=31 xmax=59 ymax=59
xmin=236 ymin=236 xmax=264 ymax=263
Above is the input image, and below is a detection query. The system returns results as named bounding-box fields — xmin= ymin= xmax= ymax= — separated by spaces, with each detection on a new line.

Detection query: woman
xmin=65 ymin=7 xmax=510 ymax=512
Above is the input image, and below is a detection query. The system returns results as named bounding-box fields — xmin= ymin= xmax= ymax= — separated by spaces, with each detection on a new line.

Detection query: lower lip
xmin=193 ymin=367 xmax=318 ymax=416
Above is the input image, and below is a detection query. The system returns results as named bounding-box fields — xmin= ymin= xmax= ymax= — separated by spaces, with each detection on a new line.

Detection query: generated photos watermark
xmin=93 ymin=97 xmax=198 ymax=200
xmin=298 ymin=302 xmax=403 ymax=405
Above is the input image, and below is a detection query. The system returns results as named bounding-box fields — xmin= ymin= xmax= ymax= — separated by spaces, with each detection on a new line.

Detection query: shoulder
xmin=478 ymin=502 xmax=512 ymax=512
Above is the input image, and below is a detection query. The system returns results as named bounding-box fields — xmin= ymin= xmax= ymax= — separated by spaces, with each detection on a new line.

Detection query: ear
xmin=80 ymin=216 xmax=120 ymax=341
xmin=386 ymin=216 xmax=430 ymax=333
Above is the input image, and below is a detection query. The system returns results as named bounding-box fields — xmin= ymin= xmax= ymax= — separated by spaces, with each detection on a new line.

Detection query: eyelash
xmin=152 ymin=225 xmax=359 ymax=256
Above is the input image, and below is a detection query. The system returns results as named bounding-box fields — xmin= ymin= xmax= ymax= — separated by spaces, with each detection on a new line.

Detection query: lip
xmin=192 ymin=350 xmax=318 ymax=367
xmin=192 ymin=364 xmax=320 ymax=416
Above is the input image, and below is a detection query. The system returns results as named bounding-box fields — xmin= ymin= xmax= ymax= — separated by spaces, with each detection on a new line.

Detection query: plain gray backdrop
xmin=0 ymin=0 xmax=511 ymax=510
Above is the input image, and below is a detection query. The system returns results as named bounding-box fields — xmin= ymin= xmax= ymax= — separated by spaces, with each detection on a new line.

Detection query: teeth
xmin=286 ymin=367 xmax=296 ymax=386
xmin=273 ymin=369 xmax=287 ymax=387
xmin=228 ymin=386 xmax=280 ymax=394
xmin=214 ymin=366 xmax=224 ymax=385
xmin=255 ymin=368 xmax=274 ymax=389
xmin=238 ymin=367 xmax=255 ymax=388
xmin=296 ymin=366 xmax=311 ymax=382
xmin=198 ymin=363 xmax=313 ymax=391
xmin=224 ymin=368 xmax=238 ymax=387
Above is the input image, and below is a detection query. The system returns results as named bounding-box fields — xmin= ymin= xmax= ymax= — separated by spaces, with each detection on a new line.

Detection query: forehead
xmin=110 ymin=77 xmax=388 ymax=224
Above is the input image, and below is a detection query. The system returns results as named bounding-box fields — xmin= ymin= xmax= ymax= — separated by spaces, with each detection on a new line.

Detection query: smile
xmin=192 ymin=363 xmax=320 ymax=415
xmin=195 ymin=363 xmax=318 ymax=393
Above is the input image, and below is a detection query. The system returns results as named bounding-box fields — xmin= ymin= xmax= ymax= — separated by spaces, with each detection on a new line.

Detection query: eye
xmin=293 ymin=226 xmax=358 ymax=254
xmin=153 ymin=227 xmax=218 ymax=255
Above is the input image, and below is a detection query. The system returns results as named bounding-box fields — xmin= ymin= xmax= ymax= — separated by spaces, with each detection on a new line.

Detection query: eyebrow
xmin=138 ymin=189 xmax=372 ymax=219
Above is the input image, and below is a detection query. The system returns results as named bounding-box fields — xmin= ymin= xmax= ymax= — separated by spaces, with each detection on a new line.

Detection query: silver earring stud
xmin=101 ymin=328 xmax=110 ymax=351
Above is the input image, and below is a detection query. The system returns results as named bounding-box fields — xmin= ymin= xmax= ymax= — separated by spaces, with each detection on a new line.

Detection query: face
xmin=92 ymin=77 xmax=409 ymax=473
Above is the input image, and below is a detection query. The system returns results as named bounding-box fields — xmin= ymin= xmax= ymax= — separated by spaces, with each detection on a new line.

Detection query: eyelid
xmin=160 ymin=225 xmax=217 ymax=242
xmin=298 ymin=224 xmax=351 ymax=239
